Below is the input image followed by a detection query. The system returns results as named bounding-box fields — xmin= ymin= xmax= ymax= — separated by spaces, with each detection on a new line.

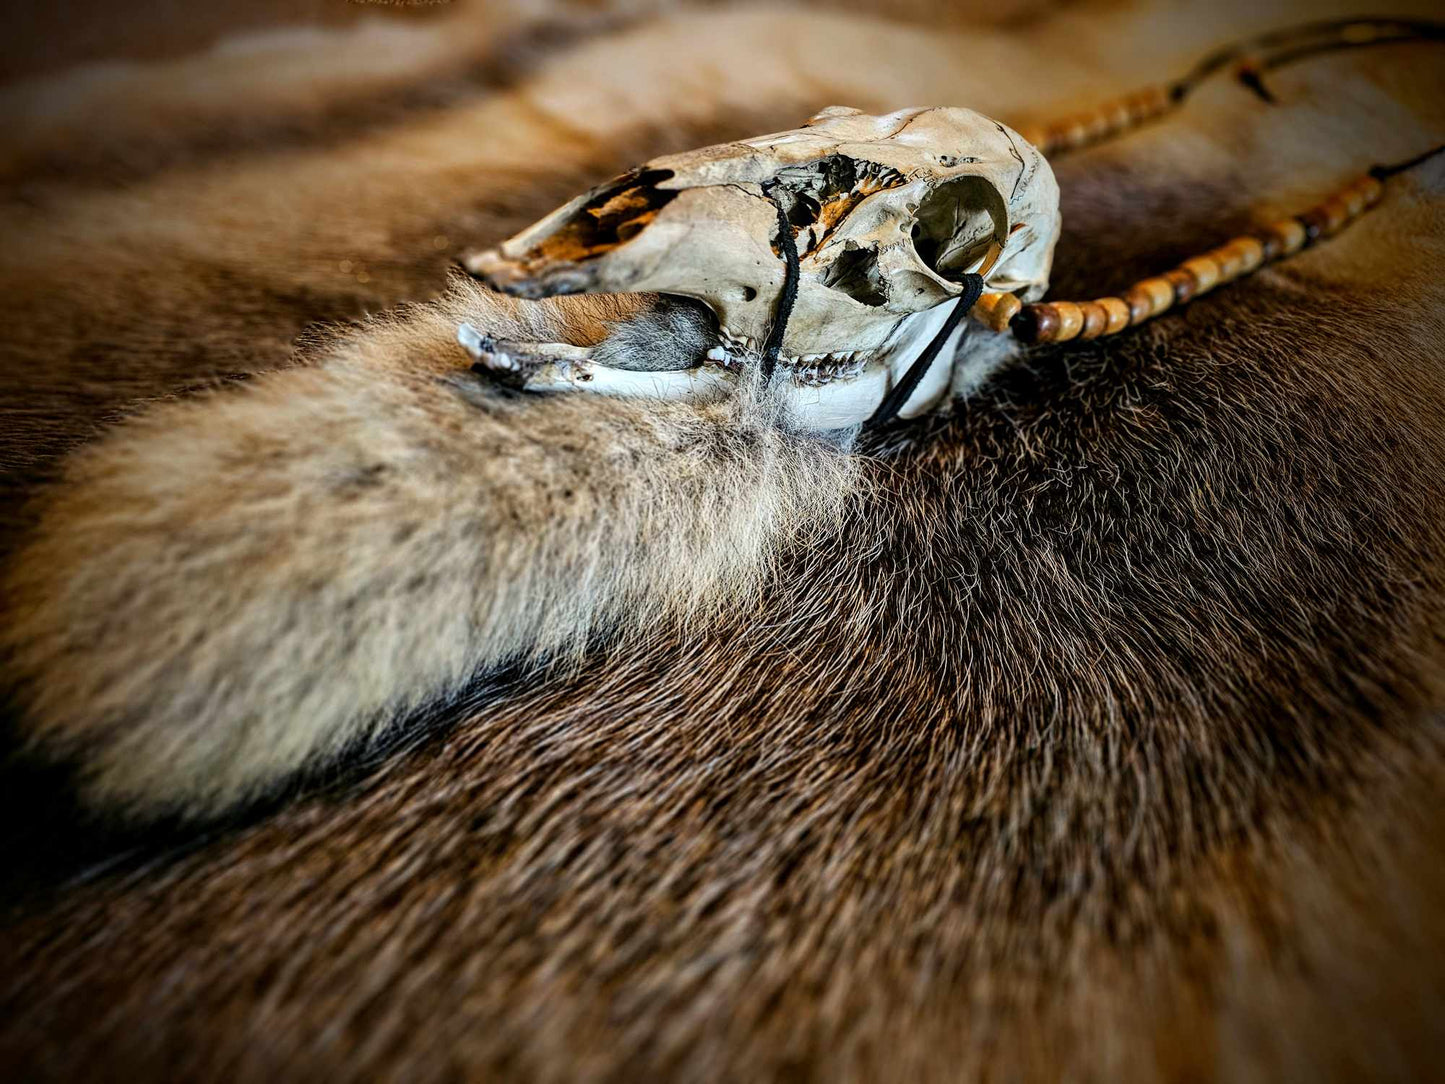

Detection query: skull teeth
xmin=709 ymin=324 xmax=866 ymax=384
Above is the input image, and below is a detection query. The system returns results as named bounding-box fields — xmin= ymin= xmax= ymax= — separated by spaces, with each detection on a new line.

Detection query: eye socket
xmin=910 ymin=176 xmax=1008 ymax=283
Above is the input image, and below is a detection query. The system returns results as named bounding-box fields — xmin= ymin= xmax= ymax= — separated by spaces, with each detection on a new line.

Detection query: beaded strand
xmin=975 ymin=18 xmax=1444 ymax=342
xmin=972 ymin=171 xmax=1384 ymax=343
xmin=1013 ymin=84 xmax=1177 ymax=158
xmin=1013 ymin=18 xmax=1444 ymax=159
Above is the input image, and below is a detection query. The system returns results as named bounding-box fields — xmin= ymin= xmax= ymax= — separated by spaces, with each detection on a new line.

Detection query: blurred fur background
xmin=1 ymin=0 xmax=1443 ymax=1080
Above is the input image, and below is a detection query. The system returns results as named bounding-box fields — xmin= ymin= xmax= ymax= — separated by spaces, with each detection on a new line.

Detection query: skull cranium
xmin=462 ymin=106 xmax=1061 ymax=429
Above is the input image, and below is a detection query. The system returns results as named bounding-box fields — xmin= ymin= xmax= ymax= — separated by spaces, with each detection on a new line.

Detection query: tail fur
xmin=1 ymin=281 xmax=857 ymax=818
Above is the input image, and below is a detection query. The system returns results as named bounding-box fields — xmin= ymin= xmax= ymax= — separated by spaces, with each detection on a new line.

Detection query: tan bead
xmin=1342 ymin=184 xmax=1366 ymax=218
xmin=1214 ymin=245 xmax=1245 ymax=282
xmin=1265 ymin=218 xmax=1307 ymax=256
xmin=1181 ymin=255 xmax=1221 ymax=294
xmin=1355 ymin=174 xmax=1384 ymax=207
xmin=1098 ymin=297 xmax=1131 ymax=335
xmin=1083 ymin=110 xmax=1112 ymax=142
xmin=1052 ymin=301 xmax=1085 ymax=341
xmin=1106 ymin=100 xmax=1133 ymax=133
xmin=1128 ymin=85 xmax=1169 ymax=119
xmin=1163 ymin=267 xmax=1198 ymax=303
xmin=1319 ymin=198 xmax=1349 ymax=235
xmin=1123 ymin=91 xmax=1153 ymax=122
xmin=1231 ymin=236 xmax=1265 ymax=273
xmin=1123 ymin=285 xmax=1155 ymax=324
xmin=1140 ymin=277 xmax=1174 ymax=315
xmin=973 ymin=291 xmax=1021 ymax=333
xmin=1078 ymin=302 xmax=1108 ymax=339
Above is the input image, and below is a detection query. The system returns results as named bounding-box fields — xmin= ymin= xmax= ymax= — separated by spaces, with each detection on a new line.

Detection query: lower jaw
xmin=654 ymin=303 xmax=972 ymax=429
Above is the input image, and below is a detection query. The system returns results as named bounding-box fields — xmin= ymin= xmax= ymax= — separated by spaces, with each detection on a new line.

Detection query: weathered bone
xmin=464 ymin=106 xmax=1061 ymax=429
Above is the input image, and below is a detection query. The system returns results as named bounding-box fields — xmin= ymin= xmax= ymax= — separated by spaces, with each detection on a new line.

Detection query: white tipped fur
xmin=1 ymin=282 xmax=859 ymax=818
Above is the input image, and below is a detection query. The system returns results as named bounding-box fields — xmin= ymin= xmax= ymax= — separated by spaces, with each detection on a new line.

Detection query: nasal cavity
xmin=820 ymin=244 xmax=888 ymax=306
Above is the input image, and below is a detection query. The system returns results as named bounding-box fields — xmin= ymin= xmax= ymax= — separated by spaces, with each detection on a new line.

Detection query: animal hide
xmin=0 ymin=0 xmax=1443 ymax=1080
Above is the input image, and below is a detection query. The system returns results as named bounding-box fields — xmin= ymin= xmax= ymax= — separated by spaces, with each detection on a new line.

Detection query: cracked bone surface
xmin=464 ymin=106 xmax=1061 ymax=429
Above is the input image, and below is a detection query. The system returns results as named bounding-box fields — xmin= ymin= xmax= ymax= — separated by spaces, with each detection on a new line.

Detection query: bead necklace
xmin=962 ymin=17 xmax=1443 ymax=347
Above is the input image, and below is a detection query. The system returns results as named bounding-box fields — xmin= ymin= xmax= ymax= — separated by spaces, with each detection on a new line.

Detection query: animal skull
xmin=463 ymin=106 xmax=1061 ymax=429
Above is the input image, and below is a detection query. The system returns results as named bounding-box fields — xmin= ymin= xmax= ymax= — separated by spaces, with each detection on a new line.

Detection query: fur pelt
xmin=1 ymin=0 xmax=1443 ymax=1081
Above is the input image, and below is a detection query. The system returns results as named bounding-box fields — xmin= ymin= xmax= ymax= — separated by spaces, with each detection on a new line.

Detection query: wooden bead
xmin=1342 ymin=184 xmax=1367 ymax=218
xmin=1131 ymin=85 xmax=1169 ymax=118
xmin=1181 ymin=255 xmax=1221 ymax=294
xmin=1213 ymin=244 xmax=1244 ymax=281
xmin=1231 ymin=236 xmax=1265 ymax=273
xmin=1319 ymin=198 xmax=1349 ymax=235
xmin=1265 ymin=218 xmax=1307 ymax=255
xmin=991 ymin=292 xmax=1022 ymax=331
xmin=1078 ymin=302 xmax=1108 ymax=339
xmin=1082 ymin=111 xmax=1112 ymax=142
xmin=1258 ymin=231 xmax=1282 ymax=262
xmin=1098 ymin=297 xmax=1131 ymax=335
xmin=1141 ymin=277 xmax=1174 ymax=314
xmin=1052 ymin=301 xmax=1085 ymax=341
xmin=1123 ymin=285 xmax=1155 ymax=323
xmin=1106 ymin=100 xmax=1133 ymax=133
xmin=1163 ymin=268 xmax=1198 ymax=304
xmin=1355 ymin=174 xmax=1384 ymax=207
xmin=1013 ymin=303 xmax=1058 ymax=343
xmin=973 ymin=291 xmax=1021 ymax=333
xmin=1124 ymin=91 xmax=1156 ymax=121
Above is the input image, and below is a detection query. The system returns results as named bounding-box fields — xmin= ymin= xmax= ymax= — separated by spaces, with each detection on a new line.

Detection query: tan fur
xmin=2 ymin=0 xmax=1445 ymax=1080
xmin=1 ymin=282 xmax=857 ymax=814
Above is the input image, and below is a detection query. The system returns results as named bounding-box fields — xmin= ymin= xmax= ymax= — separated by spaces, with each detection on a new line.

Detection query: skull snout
xmin=465 ymin=168 xmax=680 ymax=297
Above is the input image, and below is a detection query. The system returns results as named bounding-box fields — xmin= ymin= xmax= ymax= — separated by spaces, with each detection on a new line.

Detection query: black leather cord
xmin=759 ymin=187 xmax=800 ymax=384
xmin=867 ymin=273 xmax=984 ymax=428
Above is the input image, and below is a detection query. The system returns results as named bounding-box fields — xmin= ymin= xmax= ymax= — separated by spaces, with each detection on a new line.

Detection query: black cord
xmin=1172 ymin=17 xmax=1445 ymax=102
xmin=759 ymin=187 xmax=800 ymax=384
xmin=1370 ymin=143 xmax=1445 ymax=181
xmin=867 ymin=273 xmax=984 ymax=428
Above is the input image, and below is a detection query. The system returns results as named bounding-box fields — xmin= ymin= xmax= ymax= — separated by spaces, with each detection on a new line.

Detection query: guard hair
xmin=0 ymin=279 xmax=860 ymax=818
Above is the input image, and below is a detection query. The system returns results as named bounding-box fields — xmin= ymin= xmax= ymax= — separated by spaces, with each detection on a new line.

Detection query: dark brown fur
xmin=2 ymin=1 xmax=1444 ymax=1080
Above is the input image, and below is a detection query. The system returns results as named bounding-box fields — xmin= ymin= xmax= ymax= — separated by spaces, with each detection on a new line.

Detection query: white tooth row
xmin=711 ymin=324 xmax=866 ymax=384
xmin=705 ymin=344 xmax=746 ymax=372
